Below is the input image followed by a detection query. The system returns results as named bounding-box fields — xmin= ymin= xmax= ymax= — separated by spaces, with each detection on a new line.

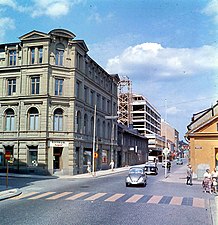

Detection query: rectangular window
xmin=31 ymin=48 xmax=35 ymax=64
xmin=6 ymin=115 xmax=15 ymax=131
xmin=76 ymin=80 xmax=81 ymax=98
xmin=7 ymin=79 xmax=16 ymax=95
xmin=29 ymin=114 xmax=39 ymax=130
xmin=90 ymin=90 xmax=95 ymax=106
xmin=84 ymin=86 xmax=89 ymax=103
xmin=97 ymin=94 xmax=101 ymax=109
xmin=9 ymin=50 xmax=16 ymax=66
xmin=31 ymin=77 xmax=40 ymax=94
xmin=102 ymin=97 xmax=105 ymax=111
xmin=54 ymin=115 xmax=63 ymax=131
xmin=55 ymin=78 xmax=63 ymax=96
xmin=38 ymin=47 xmax=43 ymax=63
xmin=107 ymin=100 xmax=110 ymax=113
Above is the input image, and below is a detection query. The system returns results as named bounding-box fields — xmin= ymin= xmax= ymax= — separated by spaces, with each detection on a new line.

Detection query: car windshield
xmin=129 ymin=168 xmax=143 ymax=174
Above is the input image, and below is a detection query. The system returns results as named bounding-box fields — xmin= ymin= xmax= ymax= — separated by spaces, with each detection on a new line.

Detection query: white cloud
xmin=106 ymin=43 xmax=218 ymax=80
xmin=31 ymin=0 xmax=75 ymax=18
xmin=203 ymin=0 xmax=218 ymax=23
xmin=0 ymin=0 xmax=82 ymax=18
xmin=0 ymin=0 xmax=16 ymax=8
xmin=166 ymin=106 xmax=181 ymax=115
xmin=0 ymin=17 xmax=15 ymax=42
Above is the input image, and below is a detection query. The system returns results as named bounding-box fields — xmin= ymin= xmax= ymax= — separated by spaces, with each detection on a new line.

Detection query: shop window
xmin=5 ymin=108 xmax=15 ymax=131
xmin=28 ymin=147 xmax=38 ymax=166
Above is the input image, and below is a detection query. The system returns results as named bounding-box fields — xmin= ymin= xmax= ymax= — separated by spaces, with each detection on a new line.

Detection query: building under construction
xmin=118 ymin=76 xmax=165 ymax=158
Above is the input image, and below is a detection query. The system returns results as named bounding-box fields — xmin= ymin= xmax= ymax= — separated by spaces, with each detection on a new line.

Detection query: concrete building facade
xmin=131 ymin=94 xmax=165 ymax=158
xmin=0 ymin=29 xmax=119 ymax=175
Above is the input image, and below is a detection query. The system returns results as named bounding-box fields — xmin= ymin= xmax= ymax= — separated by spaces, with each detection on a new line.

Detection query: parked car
xmin=126 ymin=167 xmax=147 ymax=187
xmin=144 ymin=162 xmax=158 ymax=175
xmin=176 ymin=158 xmax=183 ymax=165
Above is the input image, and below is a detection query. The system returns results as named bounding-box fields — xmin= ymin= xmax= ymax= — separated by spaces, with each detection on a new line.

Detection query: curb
xmin=0 ymin=188 xmax=22 ymax=201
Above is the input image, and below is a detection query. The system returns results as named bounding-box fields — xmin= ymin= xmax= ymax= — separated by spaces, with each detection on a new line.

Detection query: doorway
xmin=53 ymin=147 xmax=63 ymax=170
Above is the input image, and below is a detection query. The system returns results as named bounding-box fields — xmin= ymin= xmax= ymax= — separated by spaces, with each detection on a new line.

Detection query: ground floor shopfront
xmin=0 ymin=138 xmax=128 ymax=175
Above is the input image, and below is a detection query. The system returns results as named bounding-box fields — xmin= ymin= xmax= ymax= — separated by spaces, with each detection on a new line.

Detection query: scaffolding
xmin=118 ymin=76 xmax=132 ymax=126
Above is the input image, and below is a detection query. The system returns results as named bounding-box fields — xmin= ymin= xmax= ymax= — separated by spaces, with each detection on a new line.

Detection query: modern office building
xmin=131 ymin=94 xmax=165 ymax=158
xmin=0 ymin=29 xmax=119 ymax=175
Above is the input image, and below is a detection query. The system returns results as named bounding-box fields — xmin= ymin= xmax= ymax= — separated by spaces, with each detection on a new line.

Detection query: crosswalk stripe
xmin=28 ymin=192 xmax=55 ymax=200
xmin=125 ymin=194 xmax=144 ymax=203
xmin=46 ymin=192 xmax=73 ymax=200
xmin=104 ymin=193 xmax=125 ymax=202
xmin=13 ymin=191 xmax=206 ymax=208
xmin=15 ymin=192 xmax=39 ymax=199
xmin=170 ymin=196 xmax=183 ymax=205
xmin=65 ymin=192 xmax=89 ymax=200
xmin=192 ymin=198 xmax=205 ymax=208
xmin=84 ymin=193 xmax=107 ymax=201
xmin=147 ymin=195 xmax=162 ymax=204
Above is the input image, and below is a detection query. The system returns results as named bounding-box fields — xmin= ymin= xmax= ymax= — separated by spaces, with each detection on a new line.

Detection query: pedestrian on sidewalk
xmin=186 ymin=164 xmax=193 ymax=185
xmin=109 ymin=160 xmax=114 ymax=171
xmin=202 ymin=169 xmax=212 ymax=193
xmin=167 ymin=161 xmax=171 ymax=173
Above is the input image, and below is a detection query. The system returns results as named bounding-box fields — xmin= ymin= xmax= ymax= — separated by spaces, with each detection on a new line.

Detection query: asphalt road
xmin=0 ymin=164 xmax=214 ymax=225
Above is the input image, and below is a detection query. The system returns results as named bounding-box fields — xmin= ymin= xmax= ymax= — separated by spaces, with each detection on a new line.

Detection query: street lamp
xmin=105 ymin=116 xmax=118 ymax=163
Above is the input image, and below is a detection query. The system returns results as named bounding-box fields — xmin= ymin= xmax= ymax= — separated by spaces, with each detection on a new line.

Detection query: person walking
xmin=109 ymin=160 xmax=114 ymax=171
xmin=203 ymin=169 xmax=212 ymax=193
xmin=186 ymin=164 xmax=193 ymax=185
xmin=167 ymin=161 xmax=171 ymax=173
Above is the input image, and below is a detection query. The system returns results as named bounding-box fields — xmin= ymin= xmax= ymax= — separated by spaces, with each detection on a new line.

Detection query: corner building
xmin=0 ymin=29 xmax=119 ymax=175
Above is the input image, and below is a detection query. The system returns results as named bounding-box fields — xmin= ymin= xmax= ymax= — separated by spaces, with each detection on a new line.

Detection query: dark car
xmin=126 ymin=167 xmax=147 ymax=187
xmin=144 ymin=162 xmax=158 ymax=175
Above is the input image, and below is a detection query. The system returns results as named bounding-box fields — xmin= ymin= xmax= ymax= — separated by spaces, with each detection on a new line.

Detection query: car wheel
xmin=126 ymin=183 xmax=129 ymax=187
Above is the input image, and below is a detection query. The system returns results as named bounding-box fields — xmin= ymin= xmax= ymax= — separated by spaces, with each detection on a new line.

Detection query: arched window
xmin=54 ymin=108 xmax=63 ymax=131
xmin=84 ymin=114 xmax=88 ymax=134
xmin=102 ymin=121 xmax=106 ymax=138
xmin=97 ymin=119 xmax=101 ymax=137
xmin=90 ymin=116 xmax=94 ymax=136
xmin=5 ymin=108 xmax=15 ymax=131
xmin=55 ymin=43 xmax=65 ymax=66
xmin=28 ymin=107 xmax=39 ymax=130
xmin=76 ymin=111 xmax=81 ymax=133
xmin=107 ymin=122 xmax=111 ymax=139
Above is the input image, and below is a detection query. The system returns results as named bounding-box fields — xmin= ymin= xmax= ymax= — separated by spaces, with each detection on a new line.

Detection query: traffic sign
xmin=5 ymin=152 xmax=11 ymax=160
xmin=94 ymin=152 xmax=98 ymax=158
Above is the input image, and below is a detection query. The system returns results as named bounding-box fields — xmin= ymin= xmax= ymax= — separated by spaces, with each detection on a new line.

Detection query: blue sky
xmin=1 ymin=0 xmax=218 ymax=140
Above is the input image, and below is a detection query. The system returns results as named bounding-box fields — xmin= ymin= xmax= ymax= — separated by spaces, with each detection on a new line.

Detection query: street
xmin=0 ymin=163 xmax=214 ymax=225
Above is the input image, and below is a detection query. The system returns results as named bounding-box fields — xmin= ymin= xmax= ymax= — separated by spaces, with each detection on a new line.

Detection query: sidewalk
xmin=162 ymin=163 xmax=217 ymax=225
